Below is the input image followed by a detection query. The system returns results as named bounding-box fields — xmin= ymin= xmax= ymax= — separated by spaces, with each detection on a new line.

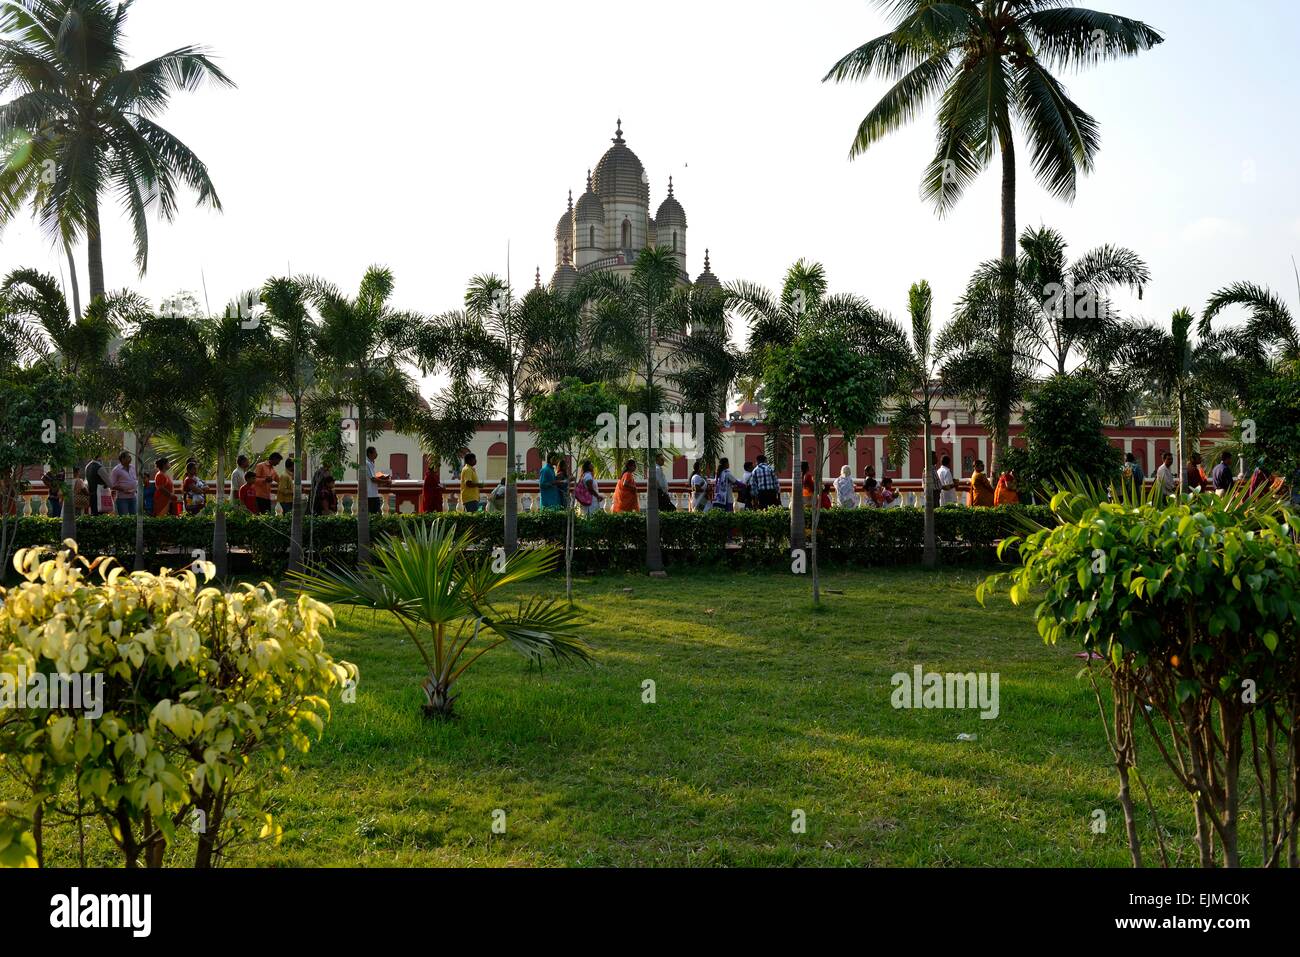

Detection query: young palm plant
xmin=0 ymin=0 xmax=236 ymax=298
xmin=290 ymin=522 xmax=590 ymax=719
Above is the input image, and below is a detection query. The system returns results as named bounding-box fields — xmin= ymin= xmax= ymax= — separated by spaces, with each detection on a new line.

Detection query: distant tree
xmin=0 ymin=363 xmax=74 ymax=569
xmin=762 ymin=320 xmax=885 ymax=604
xmin=1015 ymin=374 xmax=1123 ymax=496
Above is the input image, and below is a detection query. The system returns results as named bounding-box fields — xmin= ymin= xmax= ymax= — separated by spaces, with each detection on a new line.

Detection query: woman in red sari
xmin=421 ymin=463 xmax=444 ymax=512
xmin=612 ymin=460 xmax=640 ymax=513
xmin=152 ymin=458 xmax=175 ymax=517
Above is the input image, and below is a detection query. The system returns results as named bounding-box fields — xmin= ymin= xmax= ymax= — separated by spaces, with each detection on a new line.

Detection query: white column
xmin=872 ymin=435 xmax=883 ymax=475
xmin=977 ymin=437 xmax=988 ymax=469
xmin=1146 ymin=439 xmax=1156 ymax=469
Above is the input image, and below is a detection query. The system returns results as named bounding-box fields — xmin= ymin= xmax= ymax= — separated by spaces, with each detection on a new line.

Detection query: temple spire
xmin=613 ymin=117 xmax=624 ymax=144
xmin=535 ymin=266 xmax=541 ymax=289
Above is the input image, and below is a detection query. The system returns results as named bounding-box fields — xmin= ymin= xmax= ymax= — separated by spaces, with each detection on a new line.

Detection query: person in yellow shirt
xmin=968 ymin=459 xmax=995 ymax=507
xmin=460 ymin=452 xmax=482 ymax=513
xmin=277 ymin=456 xmax=296 ymax=514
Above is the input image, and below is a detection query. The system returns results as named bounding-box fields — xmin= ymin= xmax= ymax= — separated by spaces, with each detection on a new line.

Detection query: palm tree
xmin=587 ymin=246 xmax=736 ymax=573
xmin=1119 ymin=309 xmax=1253 ymax=495
xmin=1015 ymin=225 xmax=1149 ymax=376
xmin=1 ymin=267 xmax=135 ymax=541
xmin=306 ymin=266 xmax=427 ymax=565
xmin=290 ymin=521 xmax=589 ymax=720
xmin=102 ymin=313 xmax=204 ymax=568
xmin=1202 ymin=265 xmax=1300 ymax=364
xmin=261 ymin=276 xmax=318 ymax=575
xmin=440 ymin=276 xmax=581 ymax=556
xmin=823 ymin=1 xmax=1162 ymax=269
xmin=732 ymin=259 xmax=832 ymax=550
xmin=0 ymin=0 xmax=235 ymax=300
xmin=886 ymin=281 xmax=945 ymax=568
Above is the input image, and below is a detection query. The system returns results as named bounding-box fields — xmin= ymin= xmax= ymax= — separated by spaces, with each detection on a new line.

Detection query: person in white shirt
xmin=1155 ymin=451 xmax=1178 ymax=497
xmin=230 ymin=454 xmax=249 ymax=501
xmin=690 ymin=460 xmax=710 ymax=512
xmin=936 ymin=455 xmax=957 ymax=506
xmin=835 ymin=465 xmax=857 ymax=507
xmin=713 ymin=458 xmax=736 ymax=512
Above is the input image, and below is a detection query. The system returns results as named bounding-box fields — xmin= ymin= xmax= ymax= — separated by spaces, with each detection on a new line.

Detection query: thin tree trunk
xmin=810 ymin=434 xmax=823 ymax=604
xmin=213 ymin=449 xmax=227 ymax=579
xmin=356 ymin=404 xmax=370 ymax=565
xmin=790 ymin=425 xmax=805 ymax=550
xmin=505 ymin=392 xmax=518 ymax=555
xmin=133 ymin=434 xmax=146 ymax=570
xmin=62 ymin=406 xmax=77 ymax=544
xmin=66 ymin=242 xmax=82 ymax=319
xmin=288 ymin=400 xmax=304 ymax=574
xmin=993 ymin=123 xmax=1017 ymax=478
xmin=86 ymin=195 xmax=106 ymax=303
xmin=1177 ymin=394 xmax=1186 ymax=496
xmin=565 ymin=492 xmax=575 ymax=605
xmin=922 ymin=413 xmax=936 ymax=569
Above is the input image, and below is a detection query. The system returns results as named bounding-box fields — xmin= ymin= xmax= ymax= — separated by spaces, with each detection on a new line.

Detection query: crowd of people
xmin=34 ymin=445 xmax=1299 ymax=520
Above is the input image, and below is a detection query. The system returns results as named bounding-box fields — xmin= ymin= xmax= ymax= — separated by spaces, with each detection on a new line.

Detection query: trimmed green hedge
xmin=5 ymin=505 xmax=1051 ymax=578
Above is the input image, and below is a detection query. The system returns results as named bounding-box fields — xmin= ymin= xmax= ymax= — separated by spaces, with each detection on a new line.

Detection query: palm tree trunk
xmin=993 ymin=123 xmax=1018 ymax=478
xmin=133 ymin=434 xmax=146 ymax=571
xmin=61 ymin=407 xmax=77 ymax=545
xmin=213 ymin=449 xmax=227 ymax=579
xmin=288 ymin=401 xmax=304 ymax=574
xmin=1177 ymin=393 xmax=1186 ymax=496
xmin=922 ymin=413 xmax=936 ymax=569
xmin=66 ymin=243 xmax=82 ymax=320
xmin=810 ymin=434 xmax=823 ymax=604
xmin=505 ymin=392 xmax=518 ymax=555
xmin=356 ymin=404 xmax=370 ymax=565
xmin=86 ymin=196 xmax=106 ymax=303
xmin=790 ymin=425 xmax=805 ymax=550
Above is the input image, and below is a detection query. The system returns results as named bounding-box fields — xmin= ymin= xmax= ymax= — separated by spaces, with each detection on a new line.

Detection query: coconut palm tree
xmin=306 ymin=266 xmax=427 ymax=565
xmin=1119 ymin=309 xmax=1255 ymax=494
xmin=586 ymin=246 xmax=737 ymax=574
xmin=290 ymin=521 xmax=590 ymax=720
xmin=1 ymin=267 xmax=137 ymax=540
xmin=885 ymin=281 xmax=945 ymax=568
xmin=261 ymin=276 xmax=319 ymax=575
xmin=1202 ymin=265 xmax=1300 ymax=365
xmin=823 ymin=1 xmax=1162 ymax=270
xmin=732 ymin=259 xmax=832 ymax=550
xmin=438 ymin=276 xmax=583 ymax=556
xmin=0 ymin=0 xmax=235 ymax=300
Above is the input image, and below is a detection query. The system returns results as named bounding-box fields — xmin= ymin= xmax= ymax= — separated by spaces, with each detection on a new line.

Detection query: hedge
xmin=3 ymin=505 xmax=1052 ymax=578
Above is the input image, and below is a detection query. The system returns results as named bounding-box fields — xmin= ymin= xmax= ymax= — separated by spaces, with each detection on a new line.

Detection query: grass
xmin=23 ymin=566 xmax=1219 ymax=867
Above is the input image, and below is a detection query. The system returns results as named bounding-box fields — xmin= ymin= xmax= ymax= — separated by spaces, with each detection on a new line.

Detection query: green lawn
xmin=29 ymin=566 xmax=1214 ymax=867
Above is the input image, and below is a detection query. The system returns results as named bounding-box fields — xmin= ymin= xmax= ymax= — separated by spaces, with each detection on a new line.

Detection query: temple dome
xmin=575 ymin=170 xmax=604 ymax=222
xmin=593 ymin=119 xmax=648 ymax=204
xmin=655 ymin=176 xmax=687 ymax=228
xmin=694 ymin=249 xmax=721 ymax=291
xmin=554 ymin=190 xmax=573 ymax=242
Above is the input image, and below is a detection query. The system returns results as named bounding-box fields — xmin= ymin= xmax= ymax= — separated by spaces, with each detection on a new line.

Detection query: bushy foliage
xmin=0 ymin=542 xmax=356 ymax=868
xmin=1241 ymin=359 xmax=1300 ymax=481
xmin=979 ymin=484 xmax=1300 ymax=867
xmin=1015 ymin=375 xmax=1123 ymax=494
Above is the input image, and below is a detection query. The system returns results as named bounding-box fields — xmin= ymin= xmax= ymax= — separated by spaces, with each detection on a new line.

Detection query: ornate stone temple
xmin=546 ymin=119 xmax=720 ymax=294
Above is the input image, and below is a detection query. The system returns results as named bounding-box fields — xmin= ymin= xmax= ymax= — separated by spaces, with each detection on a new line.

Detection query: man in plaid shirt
xmin=750 ymin=454 xmax=780 ymax=509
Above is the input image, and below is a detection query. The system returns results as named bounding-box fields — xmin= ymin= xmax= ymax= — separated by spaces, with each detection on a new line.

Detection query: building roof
xmin=655 ymin=176 xmax=686 ymax=228
xmin=695 ymin=249 xmax=720 ymax=290
xmin=554 ymin=190 xmax=573 ymax=242
xmin=575 ymin=169 xmax=604 ymax=222
xmin=593 ymin=119 xmax=649 ymax=204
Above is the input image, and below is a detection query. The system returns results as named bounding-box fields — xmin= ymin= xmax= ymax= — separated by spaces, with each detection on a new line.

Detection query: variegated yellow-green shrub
xmin=0 ymin=541 xmax=357 ymax=868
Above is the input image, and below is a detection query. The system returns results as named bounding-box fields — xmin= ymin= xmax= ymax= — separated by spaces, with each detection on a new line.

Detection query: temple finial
xmin=668 ymin=175 xmax=674 ymax=196
xmin=586 ymin=168 xmax=593 ymax=190
xmin=704 ymin=249 xmax=711 ymax=270
xmin=567 ymin=189 xmax=573 ymax=210
xmin=535 ymin=266 xmax=541 ymax=289
xmin=613 ymin=118 xmax=624 ymax=143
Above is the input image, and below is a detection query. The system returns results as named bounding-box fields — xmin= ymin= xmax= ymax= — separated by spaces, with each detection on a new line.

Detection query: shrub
xmin=6 ymin=505 xmax=1054 ymax=579
xmin=979 ymin=484 xmax=1300 ymax=867
xmin=0 ymin=542 xmax=357 ymax=868
xmin=1016 ymin=375 xmax=1123 ymax=494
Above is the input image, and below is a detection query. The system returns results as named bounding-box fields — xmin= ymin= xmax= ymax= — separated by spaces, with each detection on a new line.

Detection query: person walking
xmin=152 ymin=458 xmax=175 ymax=517
xmin=1122 ymin=451 xmax=1145 ymax=492
xmin=252 ymin=452 xmax=283 ymax=515
xmin=612 ymin=459 xmax=640 ymax=513
xmin=1211 ymin=451 xmax=1234 ymax=497
xmin=313 ymin=474 xmax=339 ymax=514
xmin=421 ymin=461 xmax=444 ymax=513
xmin=84 ymin=454 xmax=104 ymax=516
xmin=459 ymin=452 xmax=481 ymax=513
xmin=800 ymin=461 xmax=815 ymax=515
xmin=72 ymin=466 xmax=90 ymax=515
xmin=556 ymin=459 xmax=571 ymax=509
xmin=364 ymin=447 xmax=387 ymax=515
xmin=182 ymin=460 xmax=207 ymax=515
xmin=749 ymin=454 xmax=779 ymax=509
xmin=230 ymin=455 xmax=250 ymax=504
xmin=654 ymin=454 xmax=676 ymax=512
xmin=713 ymin=457 xmax=736 ymax=512
xmin=690 ymin=460 xmax=710 ymax=512
xmin=994 ymin=470 xmax=1020 ymax=506
xmin=576 ymin=459 xmax=603 ymax=516
xmin=1185 ymin=452 xmax=1207 ymax=493
xmin=41 ymin=467 xmax=63 ymax=518
xmin=835 ymin=464 xmax=856 ymax=508
xmin=936 ymin=455 xmax=957 ymax=506
xmin=109 ymin=451 xmax=138 ymax=516
xmin=276 ymin=457 xmax=296 ymax=515
xmin=1155 ymin=451 xmax=1178 ymax=497
xmin=967 ymin=459 xmax=995 ymax=507
xmin=539 ymin=454 xmax=560 ymax=510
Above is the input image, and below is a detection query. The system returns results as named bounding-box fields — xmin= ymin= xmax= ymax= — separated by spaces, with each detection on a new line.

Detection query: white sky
xmin=3 ymin=0 xmax=1299 ymax=383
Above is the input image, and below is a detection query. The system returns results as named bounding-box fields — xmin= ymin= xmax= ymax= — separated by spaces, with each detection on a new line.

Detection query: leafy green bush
xmin=979 ymin=484 xmax=1300 ymax=868
xmin=7 ymin=504 xmax=1053 ymax=579
xmin=1015 ymin=375 xmax=1123 ymax=495
xmin=0 ymin=543 xmax=356 ymax=868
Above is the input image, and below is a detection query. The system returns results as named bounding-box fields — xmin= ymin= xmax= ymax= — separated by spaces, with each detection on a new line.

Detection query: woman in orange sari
xmin=152 ymin=457 xmax=175 ymax=517
xmin=994 ymin=470 xmax=1020 ymax=506
xmin=968 ymin=459 xmax=995 ymax=507
xmin=612 ymin=459 xmax=640 ymax=513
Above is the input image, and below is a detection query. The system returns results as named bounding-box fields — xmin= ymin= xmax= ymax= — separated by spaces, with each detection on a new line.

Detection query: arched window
xmin=622 ymin=218 xmax=631 ymax=249
xmin=672 ymin=231 xmax=678 ymax=253
xmin=589 ymin=226 xmax=595 ymax=247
